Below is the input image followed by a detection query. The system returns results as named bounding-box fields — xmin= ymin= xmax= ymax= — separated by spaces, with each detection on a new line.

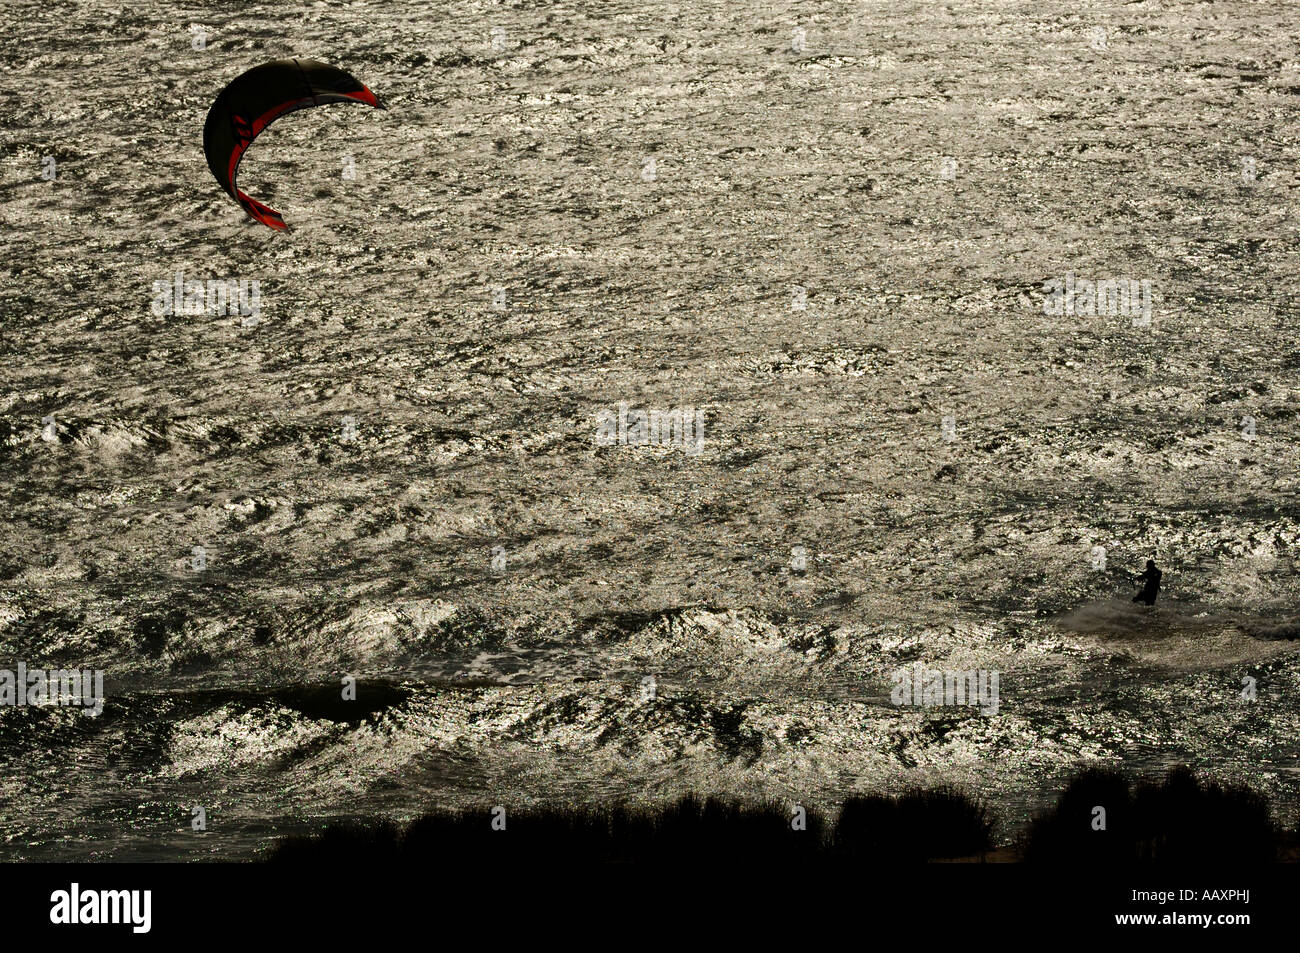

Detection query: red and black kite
xmin=203 ymin=58 xmax=385 ymax=230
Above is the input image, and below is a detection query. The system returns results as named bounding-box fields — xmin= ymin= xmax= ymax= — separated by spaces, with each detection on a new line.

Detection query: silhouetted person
xmin=1132 ymin=559 xmax=1161 ymax=606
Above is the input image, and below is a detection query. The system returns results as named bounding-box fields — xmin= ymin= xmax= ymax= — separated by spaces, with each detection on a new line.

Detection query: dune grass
xmin=269 ymin=787 xmax=993 ymax=864
xmin=270 ymin=766 xmax=1286 ymax=863
xmin=1022 ymin=765 xmax=1278 ymax=863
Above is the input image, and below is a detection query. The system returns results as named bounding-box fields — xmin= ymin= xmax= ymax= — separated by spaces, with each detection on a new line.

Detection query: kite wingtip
xmin=239 ymin=192 xmax=288 ymax=231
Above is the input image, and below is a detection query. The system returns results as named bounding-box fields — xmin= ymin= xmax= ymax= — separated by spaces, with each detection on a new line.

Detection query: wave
xmin=1239 ymin=622 xmax=1300 ymax=642
xmin=1055 ymin=598 xmax=1206 ymax=637
xmin=1056 ymin=597 xmax=1300 ymax=647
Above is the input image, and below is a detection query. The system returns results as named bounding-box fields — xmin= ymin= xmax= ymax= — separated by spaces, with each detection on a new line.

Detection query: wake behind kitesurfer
xmin=1132 ymin=559 xmax=1161 ymax=606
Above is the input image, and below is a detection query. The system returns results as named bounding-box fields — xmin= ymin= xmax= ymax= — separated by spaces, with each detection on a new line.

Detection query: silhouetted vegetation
xmin=269 ymin=788 xmax=993 ymax=864
xmin=270 ymin=766 xmax=1290 ymax=864
xmin=1024 ymin=765 xmax=1278 ymax=863
xmin=830 ymin=786 xmax=994 ymax=860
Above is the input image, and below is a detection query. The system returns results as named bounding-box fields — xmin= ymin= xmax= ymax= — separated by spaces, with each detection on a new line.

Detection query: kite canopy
xmin=203 ymin=58 xmax=385 ymax=230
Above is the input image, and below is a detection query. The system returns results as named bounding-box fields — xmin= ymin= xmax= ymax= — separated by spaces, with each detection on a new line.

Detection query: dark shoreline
xmin=268 ymin=765 xmax=1297 ymax=864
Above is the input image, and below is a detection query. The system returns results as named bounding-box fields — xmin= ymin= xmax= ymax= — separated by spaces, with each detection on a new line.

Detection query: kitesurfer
xmin=1132 ymin=559 xmax=1161 ymax=606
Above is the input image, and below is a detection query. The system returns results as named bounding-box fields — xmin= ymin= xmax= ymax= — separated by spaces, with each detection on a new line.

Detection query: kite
xmin=203 ymin=58 xmax=385 ymax=230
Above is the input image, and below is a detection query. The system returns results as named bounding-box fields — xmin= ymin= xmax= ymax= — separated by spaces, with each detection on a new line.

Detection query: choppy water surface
xmin=3 ymin=0 xmax=1300 ymax=859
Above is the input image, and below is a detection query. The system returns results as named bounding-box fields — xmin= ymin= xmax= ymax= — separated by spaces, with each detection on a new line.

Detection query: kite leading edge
xmin=203 ymin=58 xmax=385 ymax=231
